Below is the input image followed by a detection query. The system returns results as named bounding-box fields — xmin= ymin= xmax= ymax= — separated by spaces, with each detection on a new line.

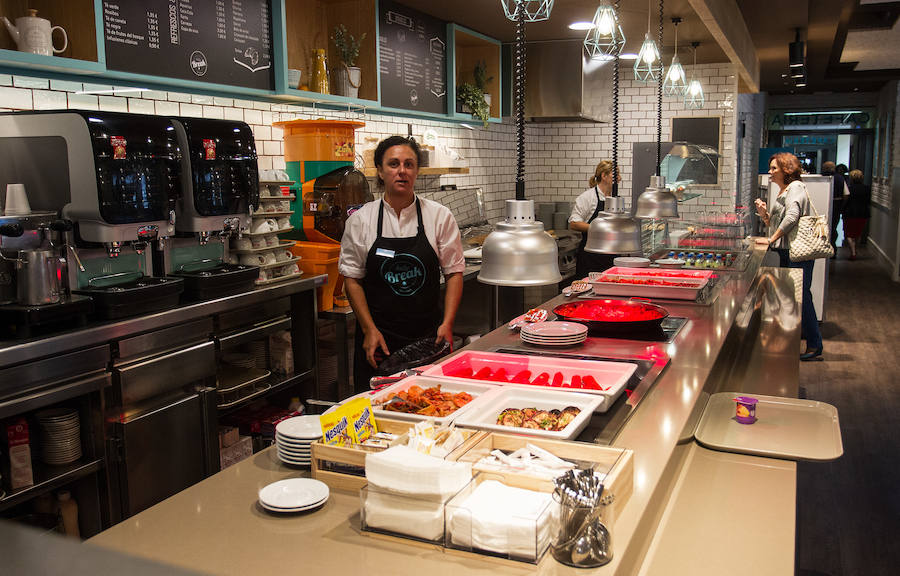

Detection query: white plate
xmin=454 ymin=387 xmax=602 ymax=440
xmin=258 ymin=478 xmax=329 ymax=509
xmin=275 ymin=415 xmax=323 ymax=440
xmin=613 ymin=256 xmax=651 ymax=268
xmin=277 ymin=454 xmax=312 ymax=465
xmin=521 ymin=322 xmax=587 ymax=338
xmin=520 ymin=336 xmax=587 ymax=344
xmin=275 ymin=433 xmax=316 ymax=444
xmin=260 ymin=499 xmax=325 ymax=513
xmin=276 ymin=444 xmax=311 ymax=456
xmin=521 ymin=337 xmax=586 ymax=347
xmin=463 ymin=247 xmax=483 ymax=259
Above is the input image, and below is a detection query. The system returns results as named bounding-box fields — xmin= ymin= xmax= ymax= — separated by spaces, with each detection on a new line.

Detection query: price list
xmin=102 ymin=0 xmax=273 ymax=91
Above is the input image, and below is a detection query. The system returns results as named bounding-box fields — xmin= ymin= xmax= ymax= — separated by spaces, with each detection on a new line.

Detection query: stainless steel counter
xmin=86 ymin=244 xmax=805 ymax=575
xmin=0 ymin=275 xmax=323 ymax=368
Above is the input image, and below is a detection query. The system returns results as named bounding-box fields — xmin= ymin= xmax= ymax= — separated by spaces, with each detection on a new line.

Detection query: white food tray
xmin=694 ymin=393 xmax=843 ymax=461
xmin=590 ymin=274 xmax=708 ymax=301
xmin=453 ymin=387 xmax=601 ymax=440
xmin=421 ymin=350 xmax=636 ymax=412
xmin=340 ymin=376 xmax=498 ymax=426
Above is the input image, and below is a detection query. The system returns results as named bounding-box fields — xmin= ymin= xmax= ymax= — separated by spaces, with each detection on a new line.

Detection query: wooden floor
xmin=795 ymin=246 xmax=900 ymax=576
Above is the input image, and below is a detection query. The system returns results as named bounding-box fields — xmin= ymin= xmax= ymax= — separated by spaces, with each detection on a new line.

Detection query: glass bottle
xmin=312 ymin=49 xmax=329 ymax=94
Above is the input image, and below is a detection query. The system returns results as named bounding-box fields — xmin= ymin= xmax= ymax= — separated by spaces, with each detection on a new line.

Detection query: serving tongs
xmin=368 ymin=368 xmax=422 ymax=391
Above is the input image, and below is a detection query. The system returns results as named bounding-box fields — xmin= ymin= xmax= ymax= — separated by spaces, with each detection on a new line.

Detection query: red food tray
xmin=591 ymin=268 xmax=710 ymax=301
xmin=601 ymin=266 xmax=717 ymax=279
xmin=421 ymin=351 xmax=637 ymax=412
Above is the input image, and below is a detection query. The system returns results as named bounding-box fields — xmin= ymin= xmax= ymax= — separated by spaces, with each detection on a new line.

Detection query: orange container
xmin=295 ymin=255 xmax=339 ymax=311
xmin=273 ymin=119 xmax=365 ymax=163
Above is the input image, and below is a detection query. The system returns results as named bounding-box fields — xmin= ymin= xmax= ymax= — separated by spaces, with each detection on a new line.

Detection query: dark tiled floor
xmin=795 ymin=247 xmax=900 ymax=576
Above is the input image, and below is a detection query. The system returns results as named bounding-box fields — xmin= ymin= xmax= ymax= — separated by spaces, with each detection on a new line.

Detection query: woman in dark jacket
xmin=842 ymin=169 xmax=871 ymax=260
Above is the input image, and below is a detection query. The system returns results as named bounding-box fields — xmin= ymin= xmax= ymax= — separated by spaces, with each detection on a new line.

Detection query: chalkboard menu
xmin=378 ymin=0 xmax=447 ymax=114
xmin=102 ymin=0 xmax=274 ymax=91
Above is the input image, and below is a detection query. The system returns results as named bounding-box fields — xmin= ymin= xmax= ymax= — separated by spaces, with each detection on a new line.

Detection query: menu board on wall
xmin=378 ymin=0 xmax=447 ymax=114
xmin=102 ymin=0 xmax=274 ymax=91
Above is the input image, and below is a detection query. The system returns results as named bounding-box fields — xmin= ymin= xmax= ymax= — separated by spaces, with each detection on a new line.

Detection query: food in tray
xmin=606 ymin=269 xmax=711 ymax=279
xmin=496 ymin=406 xmax=581 ymax=431
xmin=443 ymin=366 xmax=612 ymax=391
xmin=377 ymin=385 xmax=473 ymax=417
xmin=597 ymin=275 xmax=701 ymax=287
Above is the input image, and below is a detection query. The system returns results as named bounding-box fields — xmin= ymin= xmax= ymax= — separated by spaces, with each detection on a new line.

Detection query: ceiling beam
xmin=688 ymin=0 xmax=760 ymax=92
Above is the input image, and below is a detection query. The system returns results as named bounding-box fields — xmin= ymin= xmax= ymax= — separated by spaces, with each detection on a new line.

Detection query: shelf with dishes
xmin=243 ymin=226 xmax=294 ymax=238
xmin=230 ymin=240 xmax=295 ymax=254
xmin=253 ymin=210 xmax=294 ymax=217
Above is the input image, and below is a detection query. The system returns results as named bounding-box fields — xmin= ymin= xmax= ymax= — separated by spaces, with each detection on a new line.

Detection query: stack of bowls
xmin=274 ymin=415 xmax=322 ymax=467
xmin=35 ymin=408 xmax=82 ymax=466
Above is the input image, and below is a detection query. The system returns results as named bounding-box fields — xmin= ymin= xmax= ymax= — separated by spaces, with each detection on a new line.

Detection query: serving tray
xmin=694 ymin=392 xmax=843 ymax=461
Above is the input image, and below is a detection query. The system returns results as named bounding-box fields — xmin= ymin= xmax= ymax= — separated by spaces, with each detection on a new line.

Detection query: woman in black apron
xmin=341 ymin=136 xmax=464 ymax=393
xmin=569 ymin=160 xmax=619 ymax=279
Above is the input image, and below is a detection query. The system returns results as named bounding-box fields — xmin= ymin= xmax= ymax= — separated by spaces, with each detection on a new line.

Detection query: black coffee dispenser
xmin=161 ymin=117 xmax=260 ymax=300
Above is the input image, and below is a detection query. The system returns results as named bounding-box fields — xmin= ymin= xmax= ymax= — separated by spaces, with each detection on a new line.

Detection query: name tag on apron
xmin=376 ymin=248 xmax=395 ymax=258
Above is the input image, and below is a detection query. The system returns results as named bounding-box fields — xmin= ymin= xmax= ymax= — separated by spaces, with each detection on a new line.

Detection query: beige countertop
xmin=89 ymin=245 xmax=802 ymax=575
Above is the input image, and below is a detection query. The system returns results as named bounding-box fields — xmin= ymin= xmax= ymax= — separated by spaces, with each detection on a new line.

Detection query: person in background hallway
xmin=842 ymin=169 xmax=871 ymax=260
xmin=339 ymin=136 xmax=465 ymax=393
xmin=821 ymin=161 xmax=849 ymax=258
xmin=755 ymin=152 xmax=824 ymax=361
xmin=569 ymin=160 xmax=620 ymax=279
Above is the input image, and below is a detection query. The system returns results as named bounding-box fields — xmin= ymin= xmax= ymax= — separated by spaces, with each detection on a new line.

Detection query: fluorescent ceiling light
xmin=619 ymin=53 xmax=639 ymax=60
xmin=76 ymin=87 xmax=149 ymax=95
xmin=569 ymin=21 xmax=593 ymax=30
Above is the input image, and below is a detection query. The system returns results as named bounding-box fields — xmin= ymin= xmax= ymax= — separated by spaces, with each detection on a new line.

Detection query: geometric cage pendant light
xmin=500 ymin=0 xmax=554 ymax=22
xmin=634 ymin=0 xmax=663 ymax=83
xmin=584 ymin=1 xmax=626 ymax=60
xmin=663 ymin=17 xmax=687 ymax=97
xmin=684 ymin=41 xmax=704 ymax=109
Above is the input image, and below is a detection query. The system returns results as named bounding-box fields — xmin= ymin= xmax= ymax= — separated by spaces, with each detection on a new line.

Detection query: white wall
xmin=0 ymin=63 xmax=740 ymax=226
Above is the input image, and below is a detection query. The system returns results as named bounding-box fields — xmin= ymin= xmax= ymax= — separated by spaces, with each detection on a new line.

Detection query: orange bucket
xmin=273 ymin=119 xmax=364 ymax=163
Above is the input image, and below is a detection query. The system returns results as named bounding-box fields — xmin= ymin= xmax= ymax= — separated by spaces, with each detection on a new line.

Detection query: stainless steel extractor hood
xmin=525 ymin=40 xmax=613 ymax=122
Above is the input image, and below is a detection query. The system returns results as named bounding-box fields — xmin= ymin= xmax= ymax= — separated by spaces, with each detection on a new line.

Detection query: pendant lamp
xmin=684 ymin=42 xmax=704 ymax=109
xmin=479 ymin=1 xmax=560 ymax=286
xmin=585 ymin=0 xmax=641 ymax=255
xmin=500 ymin=0 xmax=553 ymax=22
xmin=636 ymin=0 xmax=678 ymax=220
xmin=633 ymin=0 xmax=662 ymax=83
xmin=663 ymin=17 xmax=687 ymax=96
xmin=584 ymin=1 xmax=625 ymax=61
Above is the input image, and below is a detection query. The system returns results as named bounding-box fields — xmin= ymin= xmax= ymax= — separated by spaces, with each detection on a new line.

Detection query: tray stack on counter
xmin=230 ymin=181 xmax=303 ymax=285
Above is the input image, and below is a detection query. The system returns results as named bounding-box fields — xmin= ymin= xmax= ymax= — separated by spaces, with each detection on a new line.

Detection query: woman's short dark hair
xmin=769 ymin=152 xmax=803 ymax=185
xmin=373 ymin=136 xmax=421 ymax=186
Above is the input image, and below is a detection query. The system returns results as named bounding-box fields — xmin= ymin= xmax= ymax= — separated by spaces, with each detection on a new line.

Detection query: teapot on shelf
xmin=2 ymin=9 xmax=68 ymax=56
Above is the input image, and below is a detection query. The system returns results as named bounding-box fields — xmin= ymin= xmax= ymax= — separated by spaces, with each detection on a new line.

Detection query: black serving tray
xmin=73 ymin=276 xmax=183 ymax=320
xmin=169 ymin=264 xmax=259 ymax=301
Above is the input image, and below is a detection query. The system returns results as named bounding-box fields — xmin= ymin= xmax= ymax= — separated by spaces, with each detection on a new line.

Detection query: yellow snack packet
xmin=319 ymin=405 xmax=353 ymax=446
xmin=346 ymin=397 xmax=378 ymax=444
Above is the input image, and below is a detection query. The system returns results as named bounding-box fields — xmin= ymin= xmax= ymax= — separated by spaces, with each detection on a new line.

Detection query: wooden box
xmin=311 ymin=417 xmax=485 ymax=492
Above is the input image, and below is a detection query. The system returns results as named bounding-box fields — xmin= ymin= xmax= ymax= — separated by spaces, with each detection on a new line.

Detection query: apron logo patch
xmin=381 ymin=254 xmax=426 ymax=296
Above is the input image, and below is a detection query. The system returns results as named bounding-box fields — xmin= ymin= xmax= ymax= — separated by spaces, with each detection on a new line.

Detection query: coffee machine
xmin=0 ymin=110 xmax=184 ymax=319
xmin=160 ymin=117 xmax=260 ymax=300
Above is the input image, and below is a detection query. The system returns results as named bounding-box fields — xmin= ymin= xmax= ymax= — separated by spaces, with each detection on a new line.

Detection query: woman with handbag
xmin=754 ymin=152 xmax=824 ymax=361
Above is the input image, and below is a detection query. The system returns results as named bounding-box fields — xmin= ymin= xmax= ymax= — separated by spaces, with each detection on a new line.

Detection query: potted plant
xmin=457 ymin=60 xmax=493 ymax=127
xmin=331 ymin=25 xmax=366 ymax=98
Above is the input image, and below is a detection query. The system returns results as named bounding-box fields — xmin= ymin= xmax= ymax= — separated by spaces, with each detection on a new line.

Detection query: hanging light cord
xmin=514 ymin=4 xmax=526 ymax=200
xmin=655 ymin=0 xmax=663 ymax=176
xmin=612 ymin=0 xmax=620 ymax=197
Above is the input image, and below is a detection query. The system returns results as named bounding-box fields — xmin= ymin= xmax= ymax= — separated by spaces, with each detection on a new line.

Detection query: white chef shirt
xmin=568 ymin=186 xmax=607 ymax=224
xmin=339 ymin=196 xmax=466 ymax=279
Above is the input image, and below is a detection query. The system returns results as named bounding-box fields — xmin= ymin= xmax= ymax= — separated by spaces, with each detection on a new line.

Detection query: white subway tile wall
xmin=1 ymin=64 xmax=739 ymax=225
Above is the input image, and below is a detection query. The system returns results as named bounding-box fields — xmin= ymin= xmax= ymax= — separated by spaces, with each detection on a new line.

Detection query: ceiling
xmin=395 ymin=0 xmax=900 ymax=94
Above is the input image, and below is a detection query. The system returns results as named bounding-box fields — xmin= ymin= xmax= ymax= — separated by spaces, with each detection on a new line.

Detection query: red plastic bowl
xmin=553 ymin=298 xmax=669 ymax=332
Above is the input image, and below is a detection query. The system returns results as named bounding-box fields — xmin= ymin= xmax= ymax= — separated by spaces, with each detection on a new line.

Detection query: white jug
xmin=2 ymin=9 xmax=68 ymax=56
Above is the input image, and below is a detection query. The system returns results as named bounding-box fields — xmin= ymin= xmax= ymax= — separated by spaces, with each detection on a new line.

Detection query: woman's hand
xmin=754 ymin=198 xmax=767 ymax=217
xmin=363 ymin=327 xmax=390 ymax=368
xmin=435 ymin=322 xmax=454 ymax=351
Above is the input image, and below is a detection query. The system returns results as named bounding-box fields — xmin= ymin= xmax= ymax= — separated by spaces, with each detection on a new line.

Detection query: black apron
xmin=575 ymin=187 xmax=615 ymax=279
xmin=352 ymin=199 xmax=442 ymax=393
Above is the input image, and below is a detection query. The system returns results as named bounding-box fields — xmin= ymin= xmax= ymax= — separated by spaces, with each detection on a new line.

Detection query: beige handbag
xmin=789 ymin=186 xmax=834 ymax=262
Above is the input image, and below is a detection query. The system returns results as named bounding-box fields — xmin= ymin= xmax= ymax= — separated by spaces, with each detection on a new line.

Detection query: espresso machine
xmin=161 ymin=117 xmax=259 ymax=301
xmin=0 ymin=110 xmax=184 ymax=320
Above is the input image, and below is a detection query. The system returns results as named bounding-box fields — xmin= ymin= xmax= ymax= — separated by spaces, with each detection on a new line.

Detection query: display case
xmin=280 ymin=0 xmax=378 ymax=103
xmin=448 ymin=24 xmax=501 ymax=123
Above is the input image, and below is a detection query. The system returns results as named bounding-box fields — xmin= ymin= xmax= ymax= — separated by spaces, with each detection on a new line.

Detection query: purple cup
xmin=734 ymin=396 xmax=758 ymax=424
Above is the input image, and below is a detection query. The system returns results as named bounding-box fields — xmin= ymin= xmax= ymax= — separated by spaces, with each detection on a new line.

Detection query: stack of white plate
xmin=258 ymin=478 xmax=329 ymax=513
xmin=222 ymin=352 xmax=257 ymax=370
xmin=35 ymin=408 xmax=82 ymax=466
xmin=520 ymin=321 xmax=588 ymax=347
xmin=246 ymin=341 xmax=269 ymax=369
xmin=274 ymin=415 xmax=321 ymax=467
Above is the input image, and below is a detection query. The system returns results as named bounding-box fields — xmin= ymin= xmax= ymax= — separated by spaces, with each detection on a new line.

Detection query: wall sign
xmin=102 ymin=0 xmax=274 ymax=90
xmin=378 ymin=0 xmax=447 ymax=114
